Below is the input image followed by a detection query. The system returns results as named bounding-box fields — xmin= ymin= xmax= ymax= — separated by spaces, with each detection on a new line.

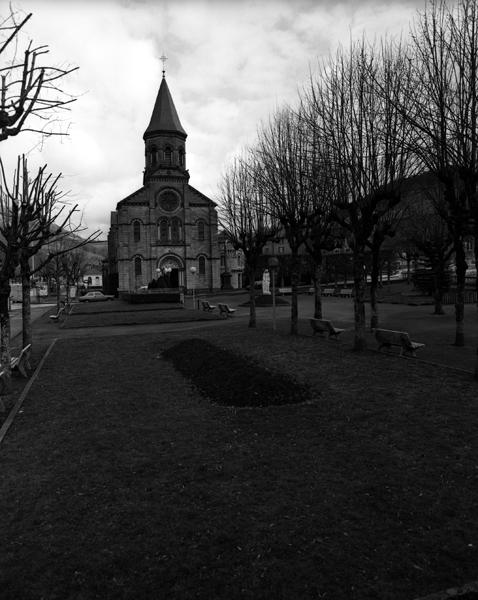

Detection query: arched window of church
xmin=151 ymin=146 xmax=158 ymax=166
xmin=178 ymin=148 xmax=184 ymax=167
xmin=133 ymin=220 xmax=141 ymax=242
xmin=171 ymin=217 xmax=182 ymax=243
xmin=164 ymin=147 xmax=172 ymax=165
xmin=198 ymin=220 xmax=205 ymax=241
xmin=134 ymin=256 xmax=142 ymax=276
xmin=159 ymin=218 xmax=169 ymax=242
xmin=198 ymin=255 xmax=206 ymax=276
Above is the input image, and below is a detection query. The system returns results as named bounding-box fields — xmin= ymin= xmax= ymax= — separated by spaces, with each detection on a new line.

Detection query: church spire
xmin=143 ymin=76 xmax=187 ymax=140
xmin=143 ymin=71 xmax=188 ymax=184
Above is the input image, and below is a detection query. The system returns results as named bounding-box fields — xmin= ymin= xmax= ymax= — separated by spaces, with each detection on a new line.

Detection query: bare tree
xmin=306 ymin=38 xmax=417 ymax=348
xmin=217 ymin=154 xmax=278 ymax=328
xmin=61 ymin=246 xmax=88 ymax=304
xmin=408 ymin=210 xmax=454 ymax=316
xmin=256 ymin=106 xmax=328 ymax=334
xmin=394 ymin=0 xmax=478 ymax=353
xmin=0 ymin=8 xmax=77 ymax=141
xmin=0 ymin=156 xmax=99 ymax=380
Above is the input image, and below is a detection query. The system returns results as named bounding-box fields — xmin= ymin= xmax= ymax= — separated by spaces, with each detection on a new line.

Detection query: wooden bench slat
xmin=201 ymin=300 xmax=216 ymax=312
xmin=218 ymin=303 xmax=236 ymax=318
xmin=49 ymin=307 xmax=65 ymax=322
xmin=310 ymin=318 xmax=345 ymax=340
xmin=374 ymin=328 xmax=425 ymax=357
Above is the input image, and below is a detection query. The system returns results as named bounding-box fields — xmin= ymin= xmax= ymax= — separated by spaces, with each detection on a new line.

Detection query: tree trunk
xmin=369 ymin=246 xmax=380 ymax=330
xmin=352 ymin=247 xmax=367 ymax=351
xmin=248 ymin=266 xmax=256 ymax=328
xmin=474 ymin=233 xmax=478 ymax=379
xmin=21 ymin=259 xmax=32 ymax=349
xmin=406 ymin=257 xmax=411 ymax=284
xmin=314 ymin=260 xmax=323 ymax=319
xmin=290 ymin=250 xmax=300 ymax=335
xmin=432 ymin=271 xmax=445 ymax=315
xmin=474 ymin=232 xmax=478 ymax=312
xmin=0 ymin=281 xmax=12 ymax=392
xmin=454 ymin=239 xmax=467 ymax=346
xmin=56 ymin=266 xmax=62 ymax=310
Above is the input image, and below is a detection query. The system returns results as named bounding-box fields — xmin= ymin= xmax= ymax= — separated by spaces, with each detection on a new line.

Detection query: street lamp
xmin=268 ymin=256 xmax=279 ymax=331
xmin=157 ymin=265 xmax=172 ymax=288
xmin=190 ymin=266 xmax=197 ymax=309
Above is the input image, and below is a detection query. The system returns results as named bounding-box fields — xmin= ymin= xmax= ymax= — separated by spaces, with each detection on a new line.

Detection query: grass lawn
xmin=0 ymin=323 xmax=477 ymax=599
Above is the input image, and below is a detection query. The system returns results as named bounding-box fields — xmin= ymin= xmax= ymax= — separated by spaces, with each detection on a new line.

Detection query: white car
xmin=78 ymin=291 xmax=115 ymax=302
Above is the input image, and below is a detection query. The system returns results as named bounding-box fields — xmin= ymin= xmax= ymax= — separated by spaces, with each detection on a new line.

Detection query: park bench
xmin=339 ymin=288 xmax=353 ymax=298
xmin=11 ymin=344 xmax=32 ymax=377
xmin=49 ymin=306 xmax=65 ymax=323
xmin=278 ymin=287 xmax=292 ymax=295
xmin=201 ymin=300 xmax=216 ymax=312
xmin=310 ymin=318 xmax=345 ymax=340
xmin=0 ymin=344 xmax=32 ymax=385
xmin=218 ymin=303 xmax=236 ymax=318
xmin=374 ymin=328 xmax=425 ymax=357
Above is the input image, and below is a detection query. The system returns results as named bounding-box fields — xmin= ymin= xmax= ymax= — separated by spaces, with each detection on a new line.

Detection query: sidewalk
xmin=9 ymin=303 xmax=56 ymax=343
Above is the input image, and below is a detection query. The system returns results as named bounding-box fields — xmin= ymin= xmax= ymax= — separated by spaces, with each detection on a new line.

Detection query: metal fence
xmin=442 ymin=289 xmax=478 ymax=304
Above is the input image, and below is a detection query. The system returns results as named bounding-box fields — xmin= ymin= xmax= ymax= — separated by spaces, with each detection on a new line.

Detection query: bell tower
xmin=143 ymin=64 xmax=187 ymax=184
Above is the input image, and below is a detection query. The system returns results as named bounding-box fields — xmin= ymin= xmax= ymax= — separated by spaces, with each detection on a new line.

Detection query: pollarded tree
xmin=217 ymin=154 xmax=278 ymax=328
xmin=0 ymin=8 xmax=77 ymax=141
xmin=61 ymin=246 xmax=89 ymax=304
xmin=0 ymin=155 xmax=99 ymax=378
xmin=255 ymin=106 xmax=331 ymax=334
xmin=305 ymin=38 xmax=417 ymax=348
xmin=396 ymin=0 xmax=478 ymax=352
xmin=407 ymin=206 xmax=454 ymax=316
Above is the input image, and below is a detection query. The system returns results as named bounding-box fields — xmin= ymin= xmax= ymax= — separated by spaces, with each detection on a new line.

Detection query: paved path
xmin=9 ymin=303 xmax=56 ymax=344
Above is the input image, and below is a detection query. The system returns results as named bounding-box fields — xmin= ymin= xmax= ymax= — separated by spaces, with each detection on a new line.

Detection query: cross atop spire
xmin=160 ymin=53 xmax=168 ymax=79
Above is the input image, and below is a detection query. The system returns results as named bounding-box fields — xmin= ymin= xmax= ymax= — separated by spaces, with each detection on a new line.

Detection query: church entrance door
xmin=170 ymin=268 xmax=179 ymax=288
xmin=158 ymin=256 xmax=182 ymax=289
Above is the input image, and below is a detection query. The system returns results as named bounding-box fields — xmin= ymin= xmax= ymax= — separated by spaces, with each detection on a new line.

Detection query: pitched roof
xmin=143 ymin=77 xmax=187 ymax=140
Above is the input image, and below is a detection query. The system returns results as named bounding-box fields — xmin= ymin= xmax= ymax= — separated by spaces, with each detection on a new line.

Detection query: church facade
xmin=107 ymin=75 xmax=220 ymax=295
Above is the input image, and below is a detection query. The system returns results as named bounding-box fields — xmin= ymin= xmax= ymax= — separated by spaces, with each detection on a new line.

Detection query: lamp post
xmin=157 ymin=265 xmax=172 ymax=288
xmin=268 ymin=256 xmax=279 ymax=331
xmin=190 ymin=266 xmax=197 ymax=309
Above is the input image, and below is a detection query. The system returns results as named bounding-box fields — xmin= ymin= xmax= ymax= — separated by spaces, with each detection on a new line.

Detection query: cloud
xmin=2 ymin=0 xmax=425 ymax=236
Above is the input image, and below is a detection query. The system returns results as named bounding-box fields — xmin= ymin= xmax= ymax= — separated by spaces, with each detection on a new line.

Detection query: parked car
xmin=78 ymin=291 xmax=115 ymax=303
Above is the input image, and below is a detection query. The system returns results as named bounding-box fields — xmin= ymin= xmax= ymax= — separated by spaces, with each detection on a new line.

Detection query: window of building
xmin=179 ymin=148 xmax=184 ymax=167
xmin=133 ymin=220 xmax=141 ymax=242
xmin=198 ymin=220 xmax=205 ymax=241
xmin=198 ymin=255 xmax=206 ymax=275
xmin=151 ymin=146 xmax=158 ymax=166
xmin=158 ymin=190 xmax=180 ymax=212
xmin=164 ymin=146 xmax=172 ymax=165
xmin=159 ymin=218 xmax=169 ymax=242
xmin=134 ymin=256 xmax=142 ymax=276
xmin=171 ymin=217 xmax=182 ymax=243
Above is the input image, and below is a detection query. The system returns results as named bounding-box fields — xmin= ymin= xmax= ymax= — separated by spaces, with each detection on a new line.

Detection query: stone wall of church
xmin=112 ymin=182 xmax=220 ymax=293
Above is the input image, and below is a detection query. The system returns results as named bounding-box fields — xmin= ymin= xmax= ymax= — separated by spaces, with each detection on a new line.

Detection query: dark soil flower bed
xmin=162 ymin=338 xmax=313 ymax=407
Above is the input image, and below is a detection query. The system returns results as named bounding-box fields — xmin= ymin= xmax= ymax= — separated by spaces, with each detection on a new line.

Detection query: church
xmin=107 ymin=72 xmax=220 ymax=296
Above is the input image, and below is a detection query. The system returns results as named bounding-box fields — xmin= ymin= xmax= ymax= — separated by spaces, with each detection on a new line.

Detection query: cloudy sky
xmin=2 ymin=0 xmax=425 ymax=237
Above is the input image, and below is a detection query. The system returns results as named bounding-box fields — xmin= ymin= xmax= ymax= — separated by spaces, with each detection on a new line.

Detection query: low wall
xmin=121 ymin=292 xmax=182 ymax=304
